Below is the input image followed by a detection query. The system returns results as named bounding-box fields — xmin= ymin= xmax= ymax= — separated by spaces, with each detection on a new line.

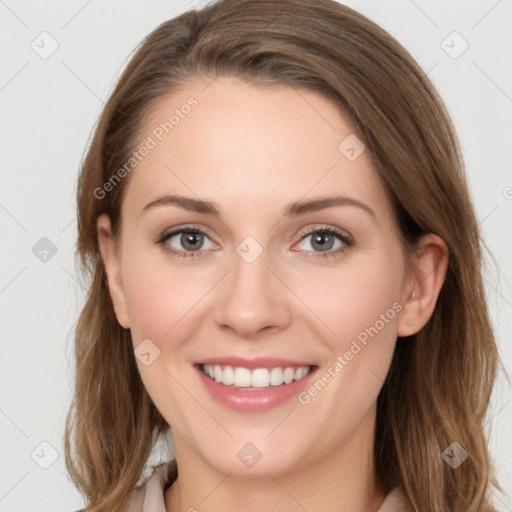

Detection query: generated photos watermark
xmin=93 ymin=97 xmax=198 ymax=200
xmin=297 ymin=301 xmax=403 ymax=405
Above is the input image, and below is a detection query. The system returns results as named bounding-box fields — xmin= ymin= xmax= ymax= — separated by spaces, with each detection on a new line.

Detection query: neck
xmin=164 ymin=411 xmax=386 ymax=512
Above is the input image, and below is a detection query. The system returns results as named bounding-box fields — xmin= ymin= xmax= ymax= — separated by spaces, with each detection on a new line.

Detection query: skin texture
xmin=97 ymin=76 xmax=448 ymax=512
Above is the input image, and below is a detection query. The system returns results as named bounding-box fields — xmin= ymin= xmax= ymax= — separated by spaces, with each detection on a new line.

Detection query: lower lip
xmin=195 ymin=364 xmax=317 ymax=413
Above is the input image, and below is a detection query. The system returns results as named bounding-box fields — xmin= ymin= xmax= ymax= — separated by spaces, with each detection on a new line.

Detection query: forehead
xmin=122 ymin=76 xmax=390 ymax=220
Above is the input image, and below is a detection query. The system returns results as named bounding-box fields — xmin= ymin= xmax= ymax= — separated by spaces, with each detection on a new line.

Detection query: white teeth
xmin=251 ymin=368 xmax=270 ymax=388
xmin=233 ymin=367 xmax=251 ymax=387
xmin=201 ymin=364 xmax=312 ymax=388
xmin=285 ymin=367 xmax=296 ymax=383
xmin=269 ymin=367 xmax=284 ymax=386
xmin=223 ymin=365 xmax=234 ymax=385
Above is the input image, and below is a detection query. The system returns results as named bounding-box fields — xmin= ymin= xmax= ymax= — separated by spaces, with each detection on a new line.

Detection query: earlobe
xmin=397 ymin=234 xmax=449 ymax=337
xmin=97 ymin=214 xmax=130 ymax=329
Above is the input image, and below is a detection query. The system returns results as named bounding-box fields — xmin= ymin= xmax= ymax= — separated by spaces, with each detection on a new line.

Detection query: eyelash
xmin=156 ymin=224 xmax=353 ymax=260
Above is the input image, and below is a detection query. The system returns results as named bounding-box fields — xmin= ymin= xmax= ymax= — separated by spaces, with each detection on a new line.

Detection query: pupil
xmin=313 ymin=232 xmax=333 ymax=251
xmin=182 ymin=232 xmax=203 ymax=250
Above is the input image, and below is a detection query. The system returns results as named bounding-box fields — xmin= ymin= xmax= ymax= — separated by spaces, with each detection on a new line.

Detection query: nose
xmin=213 ymin=246 xmax=293 ymax=339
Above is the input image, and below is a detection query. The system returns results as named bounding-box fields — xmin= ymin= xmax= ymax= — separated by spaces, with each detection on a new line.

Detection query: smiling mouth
xmin=199 ymin=363 xmax=315 ymax=390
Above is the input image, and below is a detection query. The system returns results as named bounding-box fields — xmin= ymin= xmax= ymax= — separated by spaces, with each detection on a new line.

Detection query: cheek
xmin=296 ymin=255 xmax=401 ymax=378
xmin=120 ymin=248 xmax=212 ymax=432
xmin=121 ymin=246 xmax=209 ymax=344
xmin=293 ymin=255 xmax=403 ymax=438
xmin=301 ymin=254 xmax=404 ymax=349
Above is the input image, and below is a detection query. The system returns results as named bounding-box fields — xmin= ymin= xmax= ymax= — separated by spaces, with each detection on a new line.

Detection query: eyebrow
xmin=140 ymin=194 xmax=376 ymax=220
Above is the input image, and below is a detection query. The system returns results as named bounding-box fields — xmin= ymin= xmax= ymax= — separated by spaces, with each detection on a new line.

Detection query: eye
xmin=157 ymin=224 xmax=353 ymax=260
xmin=157 ymin=226 xmax=218 ymax=258
xmin=293 ymin=225 xmax=353 ymax=259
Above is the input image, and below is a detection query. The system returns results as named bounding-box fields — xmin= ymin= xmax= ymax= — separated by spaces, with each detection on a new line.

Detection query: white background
xmin=0 ymin=0 xmax=511 ymax=510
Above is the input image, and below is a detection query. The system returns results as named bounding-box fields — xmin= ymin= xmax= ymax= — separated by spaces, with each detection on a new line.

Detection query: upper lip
xmin=197 ymin=357 xmax=316 ymax=369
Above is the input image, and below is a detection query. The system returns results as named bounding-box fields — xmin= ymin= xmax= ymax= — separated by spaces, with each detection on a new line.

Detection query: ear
xmin=97 ymin=214 xmax=130 ymax=329
xmin=397 ymin=233 xmax=449 ymax=337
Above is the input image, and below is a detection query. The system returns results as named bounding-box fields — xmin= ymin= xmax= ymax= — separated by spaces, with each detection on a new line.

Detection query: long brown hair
xmin=65 ymin=1 xmax=503 ymax=510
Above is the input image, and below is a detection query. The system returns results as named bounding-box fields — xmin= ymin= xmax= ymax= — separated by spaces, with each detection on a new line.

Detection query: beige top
xmin=123 ymin=460 xmax=407 ymax=511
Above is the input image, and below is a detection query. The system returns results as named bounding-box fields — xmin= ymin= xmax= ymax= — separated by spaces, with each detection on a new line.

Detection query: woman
xmin=65 ymin=1 xmax=502 ymax=510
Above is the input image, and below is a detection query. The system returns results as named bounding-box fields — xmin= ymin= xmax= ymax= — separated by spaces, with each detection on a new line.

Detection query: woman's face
xmin=99 ymin=76 xmax=415 ymax=477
